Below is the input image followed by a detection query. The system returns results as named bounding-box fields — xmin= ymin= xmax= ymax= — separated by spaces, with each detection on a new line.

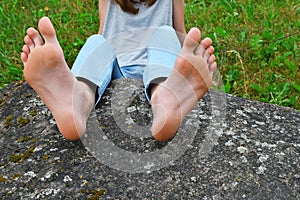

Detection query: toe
xmin=206 ymin=46 xmax=215 ymax=55
xmin=38 ymin=17 xmax=58 ymax=44
xmin=200 ymin=37 xmax=212 ymax=49
xmin=203 ymin=51 xmax=211 ymax=63
xmin=195 ymin=39 xmax=213 ymax=57
xmin=182 ymin=28 xmax=201 ymax=52
xmin=21 ymin=52 xmax=28 ymax=64
xmin=22 ymin=45 xmax=30 ymax=55
xmin=209 ymin=62 xmax=217 ymax=72
xmin=24 ymin=35 xmax=34 ymax=52
xmin=208 ymin=54 xmax=216 ymax=65
xmin=27 ymin=27 xmax=43 ymax=47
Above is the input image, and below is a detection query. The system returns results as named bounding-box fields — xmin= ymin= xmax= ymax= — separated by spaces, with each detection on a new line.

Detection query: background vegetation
xmin=0 ymin=0 xmax=299 ymax=110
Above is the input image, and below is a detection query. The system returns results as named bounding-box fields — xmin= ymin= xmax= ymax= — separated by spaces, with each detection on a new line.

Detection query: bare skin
xmin=21 ymin=17 xmax=94 ymax=140
xmin=21 ymin=17 xmax=216 ymax=142
xmin=151 ymin=28 xmax=216 ymax=141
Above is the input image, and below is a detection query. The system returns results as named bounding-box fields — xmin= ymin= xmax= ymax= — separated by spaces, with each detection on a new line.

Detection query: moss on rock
xmin=17 ymin=116 xmax=30 ymax=127
xmin=9 ymin=145 xmax=35 ymax=163
xmin=4 ymin=115 xmax=13 ymax=129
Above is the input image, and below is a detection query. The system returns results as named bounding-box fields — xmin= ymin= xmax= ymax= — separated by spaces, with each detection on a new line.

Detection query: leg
xmin=149 ymin=28 xmax=216 ymax=141
xmin=71 ymin=34 xmax=122 ymax=105
xmin=21 ymin=17 xmax=95 ymax=140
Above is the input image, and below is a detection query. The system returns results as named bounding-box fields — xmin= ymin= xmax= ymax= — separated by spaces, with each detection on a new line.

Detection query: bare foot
xmin=21 ymin=17 xmax=94 ymax=140
xmin=150 ymin=28 xmax=217 ymax=141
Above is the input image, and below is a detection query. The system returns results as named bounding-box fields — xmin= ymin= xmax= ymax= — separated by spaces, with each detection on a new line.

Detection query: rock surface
xmin=0 ymin=79 xmax=299 ymax=199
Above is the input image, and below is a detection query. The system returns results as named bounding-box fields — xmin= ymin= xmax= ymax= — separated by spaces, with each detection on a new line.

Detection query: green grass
xmin=185 ymin=0 xmax=300 ymax=110
xmin=0 ymin=0 xmax=98 ymax=86
xmin=0 ymin=0 xmax=299 ymax=110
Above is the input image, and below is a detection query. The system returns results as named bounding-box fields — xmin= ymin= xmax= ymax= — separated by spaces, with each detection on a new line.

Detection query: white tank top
xmin=102 ymin=0 xmax=173 ymax=67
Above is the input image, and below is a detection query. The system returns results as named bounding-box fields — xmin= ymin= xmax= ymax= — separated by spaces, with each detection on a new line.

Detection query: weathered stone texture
xmin=0 ymin=79 xmax=299 ymax=199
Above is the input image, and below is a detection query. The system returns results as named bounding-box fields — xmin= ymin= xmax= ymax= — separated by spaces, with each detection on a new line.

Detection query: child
xmin=20 ymin=0 xmax=217 ymax=141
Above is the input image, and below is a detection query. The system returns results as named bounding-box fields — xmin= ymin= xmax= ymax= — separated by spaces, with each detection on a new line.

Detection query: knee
xmin=157 ymin=25 xmax=175 ymax=32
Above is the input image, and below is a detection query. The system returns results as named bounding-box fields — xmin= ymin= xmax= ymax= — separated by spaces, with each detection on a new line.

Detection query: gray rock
xmin=0 ymin=79 xmax=299 ymax=199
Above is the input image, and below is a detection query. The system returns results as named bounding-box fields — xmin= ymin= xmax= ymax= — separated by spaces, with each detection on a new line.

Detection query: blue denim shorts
xmin=71 ymin=26 xmax=181 ymax=105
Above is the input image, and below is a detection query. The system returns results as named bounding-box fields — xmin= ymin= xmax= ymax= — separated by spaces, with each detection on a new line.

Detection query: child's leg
xmin=144 ymin=26 xmax=217 ymax=141
xmin=71 ymin=35 xmax=122 ymax=105
xmin=143 ymin=26 xmax=182 ymax=101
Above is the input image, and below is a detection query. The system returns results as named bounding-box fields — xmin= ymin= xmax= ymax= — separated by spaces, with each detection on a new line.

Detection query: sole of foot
xmin=21 ymin=17 xmax=94 ymax=140
xmin=151 ymin=28 xmax=216 ymax=141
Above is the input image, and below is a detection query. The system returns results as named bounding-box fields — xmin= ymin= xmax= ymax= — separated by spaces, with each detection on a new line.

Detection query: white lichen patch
xmin=127 ymin=106 xmax=136 ymax=113
xmin=49 ymin=119 xmax=56 ymax=125
xmin=24 ymin=171 xmax=36 ymax=178
xmin=240 ymin=133 xmax=251 ymax=143
xmin=226 ymin=129 xmax=235 ymax=136
xmin=231 ymin=181 xmax=239 ymax=187
xmin=28 ymin=188 xmax=60 ymax=199
xmin=28 ymin=97 xmax=44 ymax=107
xmin=236 ymin=109 xmax=245 ymax=116
xmin=23 ymin=106 xmax=31 ymax=111
xmin=50 ymin=148 xmax=59 ymax=152
xmin=271 ymin=124 xmax=281 ymax=131
xmin=273 ymin=115 xmax=282 ymax=120
xmin=225 ymin=140 xmax=235 ymax=147
xmin=294 ymin=174 xmax=300 ymax=178
xmin=42 ymin=188 xmax=60 ymax=196
xmin=190 ymin=176 xmax=197 ymax=182
xmin=125 ymin=117 xmax=134 ymax=125
xmin=53 ymin=157 xmax=60 ymax=161
xmin=258 ymin=154 xmax=269 ymax=163
xmin=240 ymin=156 xmax=248 ymax=163
xmin=144 ymin=162 xmax=155 ymax=170
xmin=81 ymin=179 xmax=89 ymax=187
xmin=44 ymin=171 xmax=52 ymax=179
xmin=60 ymin=149 xmax=68 ymax=153
xmin=251 ymin=124 xmax=258 ymax=128
xmin=41 ymin=171 xmax=53 ymax=181
xmin=255 ymin=141 xmax=277 ymax=149
xmin=237 ymin=146 xmax=248 ymax=154
xmin=63 ymin=175 xmax=73 ymax=182
xmin=255 ymin=121 xmax=266 ymax=126
xmin=199 ymin=115 xmax=211 ymax=120
xmin=257 ymin=166 xmax=267 ymax=174
xmin=293 ymin=143 xmax=300 ymax=148
xmin=34 ymin=147 xmax=43 ymax=152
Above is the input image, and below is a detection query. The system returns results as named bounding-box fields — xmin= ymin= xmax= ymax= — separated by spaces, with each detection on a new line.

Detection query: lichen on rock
xmin=0 ymin=80 xmax=299 ymax=199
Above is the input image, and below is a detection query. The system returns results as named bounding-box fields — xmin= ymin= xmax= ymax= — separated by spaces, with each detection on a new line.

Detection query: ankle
xmin=77 ymin=77 xmax=97 ymax=92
